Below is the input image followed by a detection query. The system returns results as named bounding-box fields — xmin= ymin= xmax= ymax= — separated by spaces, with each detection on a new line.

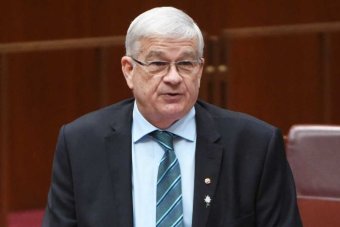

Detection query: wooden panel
xmin=7 ymin=50 xmax=96 ymax=210
xmin=330 ymin=34 xmax=340 ymax=123
xmin=0 ymin=1 xmax=136 ymax=42
xmin=96 ymin=46 xmax=132 ymax=106
xmin=0 ymin=0 xmax=228 ymax=213
xmin=226 ymin=35 xmax=324 ymax=133
xmin=0 ymin=53 xmax=9 ymax=227
xmin=200 ymin=36 xmax=228 ymax=107
xmin=0 ymin=0 xmax=223 ymax=43
xmin=5 ymin=46 xmax=129 ymax=210
xmin=223 ymin=0 xmax=340 ymax=28
xmin=221 ymin=0 xmax=340 ymax=134
xmin=298 ymin=198 xmax=340 ymax=227
xmin=1 ymin=0 xmax=340 ymax=215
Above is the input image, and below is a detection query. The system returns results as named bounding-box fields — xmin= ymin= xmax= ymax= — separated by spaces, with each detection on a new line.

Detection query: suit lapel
xmin=102 ymin=100 xmax=224 ymax=226
xmin=192 ymin=103 xmax=224 ymax=227
xmin=104 ymin=101 xmax=134 ymax=227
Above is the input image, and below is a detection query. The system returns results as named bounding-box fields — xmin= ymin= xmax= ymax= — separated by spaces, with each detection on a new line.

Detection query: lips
xmin=167 ymin=93 xmax=180 ymax=96
xmin=160 ymin=90 xmax=182 ymax=95
xmin=161 ymin=92 xmax=183 ymax=101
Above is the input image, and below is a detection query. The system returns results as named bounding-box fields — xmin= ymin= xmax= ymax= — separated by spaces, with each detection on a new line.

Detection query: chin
xmin=160 ymin=106 xmax=188 ymax=119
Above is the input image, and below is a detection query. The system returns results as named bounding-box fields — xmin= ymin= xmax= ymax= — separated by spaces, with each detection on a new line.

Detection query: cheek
xmin=197 ymin=76 xmax=201 ymax=88
xmin=132 ymin=76 xmax=157 ymax=97
xmin=187 ymin=77 xmax=201 ymax=93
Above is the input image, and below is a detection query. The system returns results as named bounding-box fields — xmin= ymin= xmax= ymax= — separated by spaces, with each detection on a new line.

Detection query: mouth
xmin=166 ymin=93 xmax=180 ymax=96
xmin=161 ymin=92 xmax=183 ymax=101
xmin=163 ymin=91 xmax=183 ymax=97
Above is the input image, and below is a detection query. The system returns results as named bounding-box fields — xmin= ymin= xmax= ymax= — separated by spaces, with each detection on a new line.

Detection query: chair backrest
xmin=286 ymin=125 xmax=340 ymax=199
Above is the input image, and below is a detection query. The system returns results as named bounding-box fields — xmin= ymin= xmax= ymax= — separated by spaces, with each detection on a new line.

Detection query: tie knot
xmin=150 ymin=130 xmax=174 ymax=151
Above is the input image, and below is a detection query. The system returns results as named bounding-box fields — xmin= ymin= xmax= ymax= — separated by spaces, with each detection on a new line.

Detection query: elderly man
xmin=43 ymin=6 xmax=302 ymax=227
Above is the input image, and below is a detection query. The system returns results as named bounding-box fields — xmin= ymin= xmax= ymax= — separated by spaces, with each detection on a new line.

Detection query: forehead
xmin=137 ymin=37 xmax=198 ymax=59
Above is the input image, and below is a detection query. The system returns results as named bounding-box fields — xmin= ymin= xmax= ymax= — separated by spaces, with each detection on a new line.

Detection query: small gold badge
xmin=204 ymin=178 xmax=211 ymax=184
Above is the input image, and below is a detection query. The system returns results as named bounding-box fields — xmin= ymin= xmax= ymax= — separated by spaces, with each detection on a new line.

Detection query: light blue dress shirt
xmin=131 ymin=102 xmax=196 ymax=227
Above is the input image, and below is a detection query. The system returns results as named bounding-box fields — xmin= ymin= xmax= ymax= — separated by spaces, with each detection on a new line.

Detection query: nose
xmin=163 ymin=63 xmax=182 ymax=84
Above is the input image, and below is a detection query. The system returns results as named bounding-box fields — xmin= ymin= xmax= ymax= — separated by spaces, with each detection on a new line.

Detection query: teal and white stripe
xmin=150 ymin=130 xmax=184 ymax=227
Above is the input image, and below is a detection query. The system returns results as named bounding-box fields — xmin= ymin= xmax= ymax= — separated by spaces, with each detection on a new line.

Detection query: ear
xmin=121 ymin=56 xmax=134 ymax=89
xmin=197 ymin=58 xmax=205 ymax=86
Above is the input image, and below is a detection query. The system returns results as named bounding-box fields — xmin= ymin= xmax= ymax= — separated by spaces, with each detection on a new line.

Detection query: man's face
xmin=121 ymin=37 xmax=204 ymax=129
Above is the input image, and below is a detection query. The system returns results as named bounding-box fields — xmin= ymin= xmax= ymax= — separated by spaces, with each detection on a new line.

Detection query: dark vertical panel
xmin=0 ymin=54 xmax=9 ymax=227
xmin=330 ymin=34 xmax=340 ymax=123
xmin=199 ymin=36 xmax=213 ymax=102
xmin=319 ymin=33 xmax=332 ymax=123
xmin=96 ymin=48 xmax=110 ymax=106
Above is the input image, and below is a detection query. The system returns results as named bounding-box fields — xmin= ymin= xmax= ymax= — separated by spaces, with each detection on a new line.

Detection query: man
xmin=43 ymin=6 xmax=302 ymax=227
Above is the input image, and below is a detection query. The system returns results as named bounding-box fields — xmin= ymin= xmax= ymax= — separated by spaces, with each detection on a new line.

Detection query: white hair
xmin=125 ymin=7 xmax=204 ymax=58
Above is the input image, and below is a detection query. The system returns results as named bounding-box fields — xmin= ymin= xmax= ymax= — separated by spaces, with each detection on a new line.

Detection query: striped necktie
xmin=150 ymin=130 xmax=184 ymax=227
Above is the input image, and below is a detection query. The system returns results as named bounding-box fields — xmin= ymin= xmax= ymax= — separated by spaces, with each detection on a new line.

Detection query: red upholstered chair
xmin=286 ymin=125 xmax=340 ymax=227
xmin=8 ymin=209 xmax=44 ymax=227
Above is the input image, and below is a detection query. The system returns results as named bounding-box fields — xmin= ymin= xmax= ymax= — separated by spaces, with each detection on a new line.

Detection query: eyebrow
xmin=144 ymin=50 xmax=198 ymax=61
xmin=144 ymin=51 xmax=164 ymax=60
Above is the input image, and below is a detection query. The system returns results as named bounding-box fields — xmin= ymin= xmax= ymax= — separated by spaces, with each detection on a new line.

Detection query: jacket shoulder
xmin=196 ymin=100 xmax=278 ymax=135
xmin=64 ymin=98 xmax=134 ymax=134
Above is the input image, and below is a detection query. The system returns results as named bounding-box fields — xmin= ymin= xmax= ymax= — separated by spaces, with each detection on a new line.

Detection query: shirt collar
xmin=132 ymin=101 xmax=196 ymax=143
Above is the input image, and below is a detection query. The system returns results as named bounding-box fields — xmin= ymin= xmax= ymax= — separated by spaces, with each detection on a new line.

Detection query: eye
xmin=149 ymin=61 xmax=168 ymax=67
xmin=177 ymin=61 xmax=195 ymax=68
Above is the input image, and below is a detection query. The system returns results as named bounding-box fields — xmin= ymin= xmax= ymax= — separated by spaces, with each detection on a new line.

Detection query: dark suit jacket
xmin=43 ymin=99 xmax=302 ymax=227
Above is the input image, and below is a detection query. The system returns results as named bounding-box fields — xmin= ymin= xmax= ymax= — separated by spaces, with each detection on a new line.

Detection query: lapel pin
xmin=204 ymin=178 xmax=211 ymax=185
xmin=204 ymin=195 xmax=212 ymax=207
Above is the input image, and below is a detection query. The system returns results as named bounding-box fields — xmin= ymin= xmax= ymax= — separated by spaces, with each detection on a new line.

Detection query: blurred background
xmin=1 ymin=0 xmax=340 ymax=226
